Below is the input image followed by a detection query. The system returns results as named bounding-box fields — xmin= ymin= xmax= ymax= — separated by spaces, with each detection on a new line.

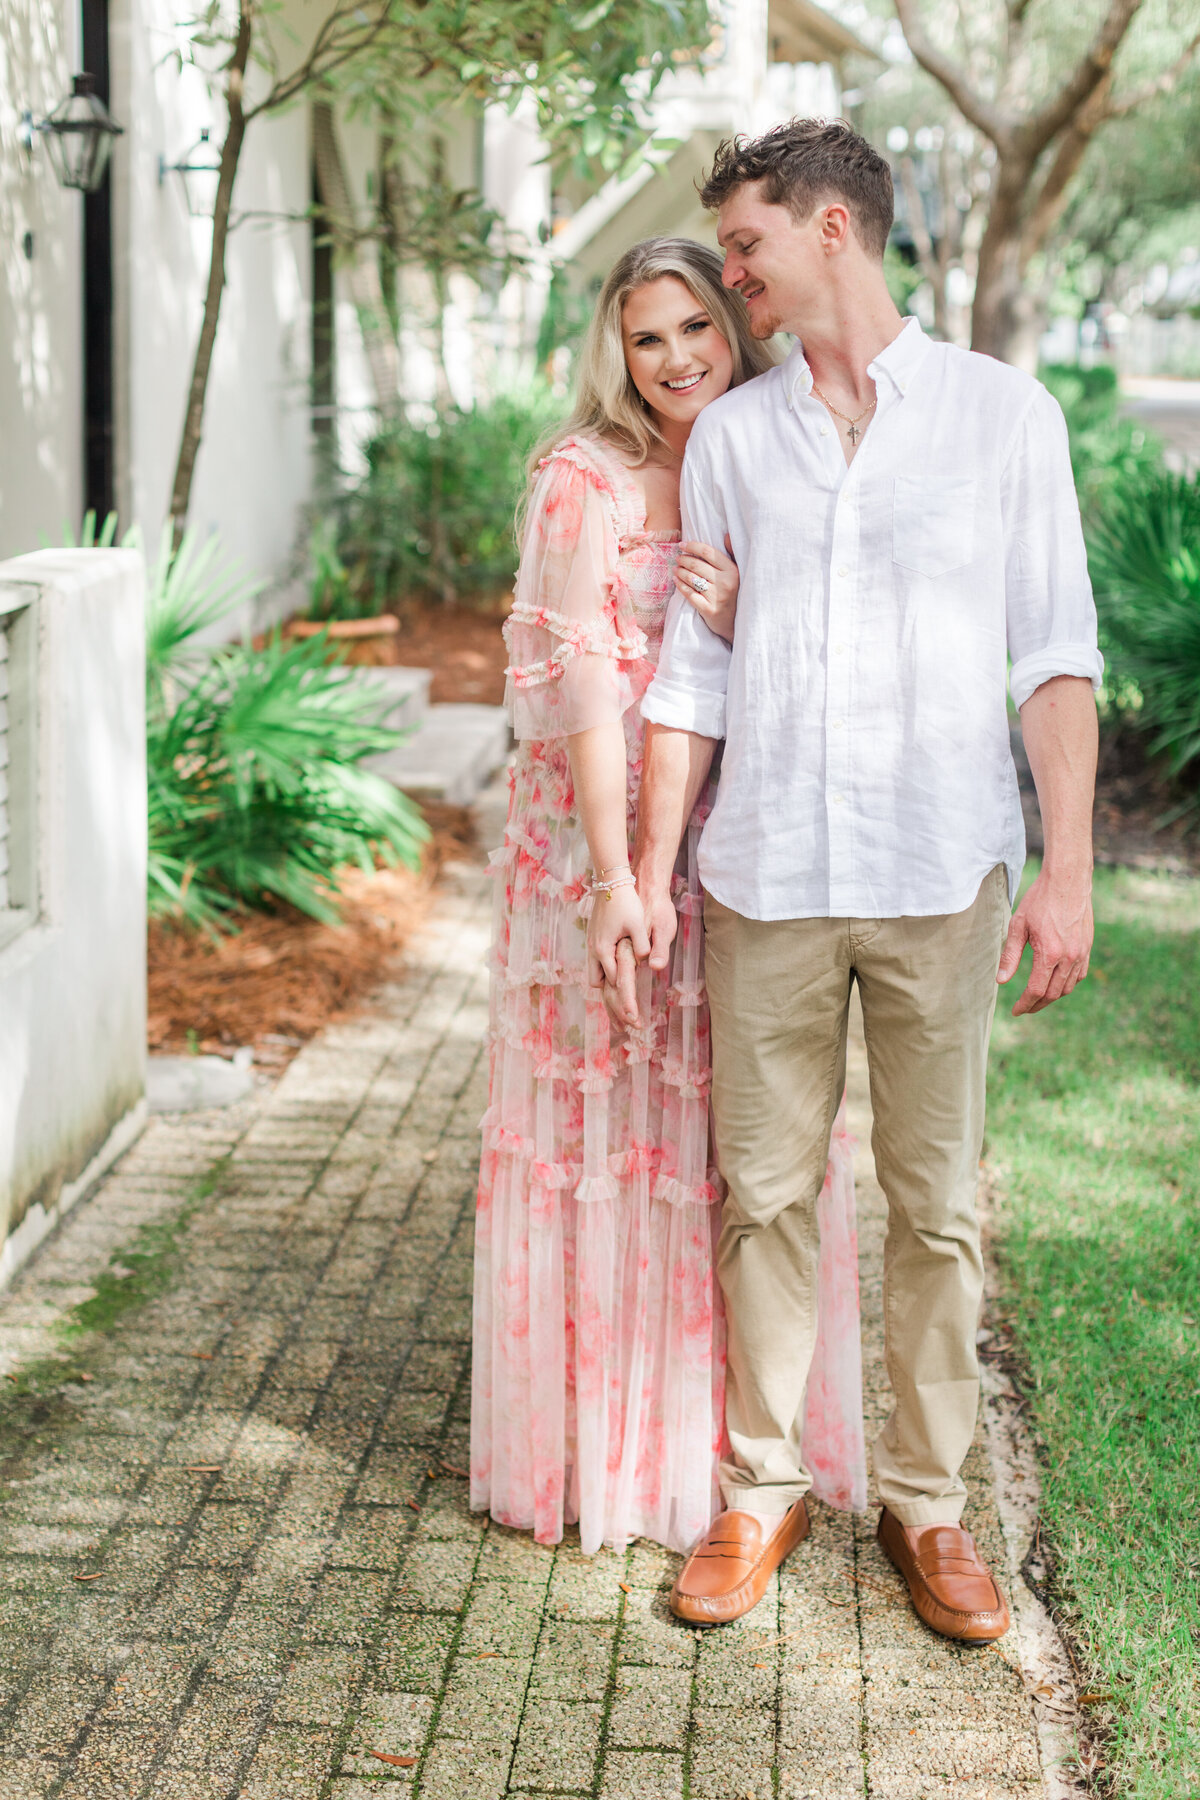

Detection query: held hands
xmin=996 ymin=867 xmax=1093 ymax=1015
xmin=675 ymin=536 xmax=739 ymax=644
xmin=587 ymin=883 xmax=649 ymax=1028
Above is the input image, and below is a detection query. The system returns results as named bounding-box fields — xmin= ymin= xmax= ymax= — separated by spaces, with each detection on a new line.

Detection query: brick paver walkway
xmin=0 ymin=817 xmax=1054 ymax=1798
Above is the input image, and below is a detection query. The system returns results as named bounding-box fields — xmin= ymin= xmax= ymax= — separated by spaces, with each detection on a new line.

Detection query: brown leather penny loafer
xmin=877 ymin=1506 xmax=1011 ymax=1643
xmin=670 ymin=1500 xmax=810 ymax=1626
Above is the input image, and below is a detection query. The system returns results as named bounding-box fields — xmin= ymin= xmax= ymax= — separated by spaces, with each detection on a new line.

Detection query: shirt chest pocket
xmin=892 ymin=474 xmax=976 ymax=578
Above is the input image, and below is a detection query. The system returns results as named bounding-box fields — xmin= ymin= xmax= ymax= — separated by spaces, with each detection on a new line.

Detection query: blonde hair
xmin=524 ymin=237 xmax=779 ymax=520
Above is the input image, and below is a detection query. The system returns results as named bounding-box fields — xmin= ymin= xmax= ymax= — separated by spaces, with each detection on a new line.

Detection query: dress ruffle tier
xmin=470 ymin=434 xmax=866 ymax=1555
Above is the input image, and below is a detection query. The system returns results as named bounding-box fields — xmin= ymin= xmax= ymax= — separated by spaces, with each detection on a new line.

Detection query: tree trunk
xmin=969 ymin=157 xmax=1042 ymax=369
xmin=167 ymin=5 xmax=252 ymax=551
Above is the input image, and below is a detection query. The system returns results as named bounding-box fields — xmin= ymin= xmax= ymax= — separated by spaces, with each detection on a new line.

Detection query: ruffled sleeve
xmin=504 ymin=446 xmax=649 ymax=741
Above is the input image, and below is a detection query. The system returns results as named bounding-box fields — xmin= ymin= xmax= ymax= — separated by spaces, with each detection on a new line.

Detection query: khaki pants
xmin=703 ymin=866 xmax=1009 ymax=1528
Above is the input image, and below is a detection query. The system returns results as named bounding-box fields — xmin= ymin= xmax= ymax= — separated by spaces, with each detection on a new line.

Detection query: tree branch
xmin=1019 ymin=79 xmax=1111 ymax=270
xmin=892 ymin=0 xmax=1012 ymax=146
xmin=1104 ymin=28 xmax=1200 ymax=119
xmin=1024 ymin=0 xmax=1143 ymax=156
xmin=246 ymin=4 xmax=392 ymax=119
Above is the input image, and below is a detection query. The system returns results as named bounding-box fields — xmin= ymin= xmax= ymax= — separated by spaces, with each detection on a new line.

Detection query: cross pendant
xmin=847 ymin=422 xmax=860 ymax=444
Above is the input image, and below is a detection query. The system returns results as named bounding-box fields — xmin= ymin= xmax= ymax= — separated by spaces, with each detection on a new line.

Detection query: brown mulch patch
xmin=385 ymin=600 xmax=509 ymax=705
xmin=276 ymin=600 xmax=510 ymax=706
xmin=147 ymin=806 xmax=477 ymax=1077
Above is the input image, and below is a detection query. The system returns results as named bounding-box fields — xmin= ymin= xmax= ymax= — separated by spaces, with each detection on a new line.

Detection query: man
xmin=592 ymin=119 xmax=1101 ymax=1641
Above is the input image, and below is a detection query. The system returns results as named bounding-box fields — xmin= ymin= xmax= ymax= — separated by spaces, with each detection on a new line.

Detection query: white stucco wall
xmin=110 ymin=0 xmax=314 ymax=628
xmin=0 ymin=549 xmax=147 ymax=1288
xmin=0 ymin=0 xmax=84 ymax=561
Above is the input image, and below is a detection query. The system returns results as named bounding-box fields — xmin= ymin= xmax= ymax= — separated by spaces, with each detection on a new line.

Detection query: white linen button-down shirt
xmin=641 ymin=317 xmax=1103 ymax=920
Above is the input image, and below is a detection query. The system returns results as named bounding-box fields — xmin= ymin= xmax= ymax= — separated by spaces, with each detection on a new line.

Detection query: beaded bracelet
xmin=592 ymin=870 xmax=637 ymax=902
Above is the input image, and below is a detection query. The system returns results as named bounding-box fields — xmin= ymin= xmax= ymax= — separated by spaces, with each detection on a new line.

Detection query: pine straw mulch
xmin=147 ymin=805 xmax=477 ymax=1077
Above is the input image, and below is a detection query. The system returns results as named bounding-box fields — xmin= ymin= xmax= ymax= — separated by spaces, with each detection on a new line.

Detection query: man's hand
xmin=996 ymin=869 xmax=1093 ymax=1015
xmin=588 ymin=885 xmax=649 ymax=1027
xmin=640 ymin=883 xmax=679 ymax=973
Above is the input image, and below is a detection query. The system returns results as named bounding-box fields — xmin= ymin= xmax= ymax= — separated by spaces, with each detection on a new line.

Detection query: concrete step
xmin=340 ymin=664 xmax=432 ymax=735
xmin=368 ymin=702 xmax=511 ymax=808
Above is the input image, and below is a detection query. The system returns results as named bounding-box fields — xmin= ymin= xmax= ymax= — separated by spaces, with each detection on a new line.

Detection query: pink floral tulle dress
xmin=470 ymin=432 xmax=866 ymax=1555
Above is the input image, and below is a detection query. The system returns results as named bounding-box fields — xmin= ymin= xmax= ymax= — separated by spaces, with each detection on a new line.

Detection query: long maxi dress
xmin=470 ymin=432 xmax=866 ymax=1556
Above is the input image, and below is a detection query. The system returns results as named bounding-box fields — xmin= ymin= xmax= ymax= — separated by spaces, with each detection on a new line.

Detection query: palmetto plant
xmin=1087 ymin=469 xmax=1200 ymax=789
xmin=145 ymin=530 xmax=427 ymax=929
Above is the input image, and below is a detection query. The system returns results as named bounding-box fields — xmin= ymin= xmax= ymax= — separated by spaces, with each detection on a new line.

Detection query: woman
xmin=471 ymin=239 xmax=865 ymax=1556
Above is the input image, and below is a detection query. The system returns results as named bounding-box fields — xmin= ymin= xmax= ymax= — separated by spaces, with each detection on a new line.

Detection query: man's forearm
xmin=1019 ymin=675 xmax=1098 ymax=881
xmin=634 ymin=721 xmax=717 ymax=892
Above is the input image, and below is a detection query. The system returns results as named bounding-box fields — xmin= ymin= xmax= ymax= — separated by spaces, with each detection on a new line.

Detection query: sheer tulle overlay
xmin=471 ymin=434 xmax=866 ymax=1555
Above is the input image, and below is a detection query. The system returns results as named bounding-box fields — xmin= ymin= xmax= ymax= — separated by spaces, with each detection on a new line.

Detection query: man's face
xmin=717 ymin=182 xmax=827 ymax=337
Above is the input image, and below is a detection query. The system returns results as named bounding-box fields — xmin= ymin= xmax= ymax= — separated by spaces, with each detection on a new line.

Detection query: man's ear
xmin=819 ymin=202 xmax=853 ymax=252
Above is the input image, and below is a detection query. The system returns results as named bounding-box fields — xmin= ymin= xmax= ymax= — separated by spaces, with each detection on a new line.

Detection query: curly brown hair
xmin=699 ymin=118 xmax=893 ymax=260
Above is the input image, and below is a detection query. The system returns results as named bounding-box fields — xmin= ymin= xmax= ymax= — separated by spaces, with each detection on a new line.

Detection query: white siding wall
xmin=0 ymin=0 xmax=84 ymax=560
xmin=0 ymin=549 xmax=146 ymax=1289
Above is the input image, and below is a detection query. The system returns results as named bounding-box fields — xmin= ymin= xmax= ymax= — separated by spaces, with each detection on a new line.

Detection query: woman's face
xmin=620 ymin=275 xmax=735 ymax=431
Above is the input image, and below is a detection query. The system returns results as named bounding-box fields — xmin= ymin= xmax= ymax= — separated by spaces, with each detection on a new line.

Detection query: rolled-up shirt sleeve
xmin=641 ymin=435 xmax=732 ymax=738
xmin=1002 ymin=386 xmax=1104 ymax=710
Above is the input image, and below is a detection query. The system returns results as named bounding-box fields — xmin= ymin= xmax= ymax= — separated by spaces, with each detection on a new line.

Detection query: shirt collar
xmin=784 ymin=314 xmax=930 ymax=412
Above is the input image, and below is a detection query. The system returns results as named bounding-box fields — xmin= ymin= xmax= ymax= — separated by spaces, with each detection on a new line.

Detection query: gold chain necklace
xmin=811 ymin=381 xmax=877 ymax=445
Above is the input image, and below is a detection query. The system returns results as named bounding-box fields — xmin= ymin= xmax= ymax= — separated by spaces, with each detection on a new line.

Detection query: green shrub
xmin=335 ymin=386 xmax=562 ymax=610
xmin=145 ymin=530 xmax=428 ymax=930
xmin=1087 ymin=467 xmax=1200 ymax=790
xmin=1040 ymin=361 xmax=1164 ymax=519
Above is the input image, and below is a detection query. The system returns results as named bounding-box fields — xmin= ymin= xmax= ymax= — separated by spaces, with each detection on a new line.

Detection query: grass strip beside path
xmin=987 ymin=862 xmax=1200 ymax=1797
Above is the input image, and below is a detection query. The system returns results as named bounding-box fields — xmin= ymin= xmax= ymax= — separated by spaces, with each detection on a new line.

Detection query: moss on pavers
xmin=622 ymin=1541 xmax=681 ymax=1592
xmin=546 ymin=1550 xmax=626 ymax=1623
xmin=273 ymin=1647 xmax=366 ymax=1724
xmin=605 ymin=1664 xmax=692 ymax=1751
xmin=776 ymin=1754 xmax=868 ymax=1800
xmin=303 ymin=1571 xmax=391 ymax=1646
xmin=330 ymin=1508 xmax=415 ymax=1571
xmin=392 ymin=1538 xmax=479 ymax=1612
xmin=527 ymin=1620 xmax=614 ymax=1703
xmin=510 ymin=1696 xmax=602 ymax=1788
xmin=356 ymin=1448 xmax=432 ymax=1509
xmin=93 ymin=1646 xmax=194 ymax=1723
xmin=8 ymin=1665 xmax=108 ymax=1752
xmin=240 ymin=1724 xmax=339 ymax=1797
xmin=687 ymin=1739 xmax=776 ymax=1800
xmin=615 ymin=1590 xmax=692 ymax=1669
xmin=473 ymin=1525 xmax=555 ymax=1587
xmin=868 ymin=1721 xmax=1042 ymax=1784
xmin=417 ymin=1739 xmax=509 ymax=1800
xmin=412 ymin=1478 xmax=485 ymax=1543
xmin=137 ymin=1568 xmax=239 ymax=1641
xmin=599 ymin=1748 xmax=685 ymax=1799
xmin=371 ymin=1615 xmax=458 ymax=1694
xmin=433 ymin=1655 xmax=528 ymax=1744
xmin=458 ymin=1582 xmax=544 ymax=1659
xmin=342 ymin=1690 xmax=434 ymax=1772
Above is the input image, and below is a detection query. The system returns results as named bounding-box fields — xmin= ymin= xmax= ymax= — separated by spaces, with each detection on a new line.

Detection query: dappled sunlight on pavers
xmin=0 ymin=831 xmax=1054 ymax=1795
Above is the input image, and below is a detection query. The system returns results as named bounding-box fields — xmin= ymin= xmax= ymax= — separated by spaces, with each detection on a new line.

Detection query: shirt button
xmin=820 ymin=424 xmax=831 ymax=437
xmin=831 ymin=718 xmax=844 ymax=730
xmin=832 ymin=643 xmax=846 ymax=656
xmin=836 ymin=566 xmax=848 ymax=578
xmin=833 ymin=793 xmax=845 ymax=806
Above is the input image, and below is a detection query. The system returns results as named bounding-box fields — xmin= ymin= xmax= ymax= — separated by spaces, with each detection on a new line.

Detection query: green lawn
xmin=987 ymin=862 xmax=1200 ymax=1796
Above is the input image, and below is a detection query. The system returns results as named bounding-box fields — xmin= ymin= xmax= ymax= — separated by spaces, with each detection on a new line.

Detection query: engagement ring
xmin=691 ymin=574 xmax=710 ymax=593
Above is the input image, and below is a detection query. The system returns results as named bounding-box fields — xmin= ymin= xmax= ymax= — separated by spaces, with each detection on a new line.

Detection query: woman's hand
xmin=675 ymin=535 xmax=739 ymax=644
xmin=587 ymin=882 xmax=649 ymax=1028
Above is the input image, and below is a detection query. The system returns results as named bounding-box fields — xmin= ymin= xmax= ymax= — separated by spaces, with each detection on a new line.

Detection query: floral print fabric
xmin=471 ymin=433 xmax=866 ymax=1555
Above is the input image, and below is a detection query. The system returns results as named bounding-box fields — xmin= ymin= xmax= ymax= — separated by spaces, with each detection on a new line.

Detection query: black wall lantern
xmin=20 ymin=73 xmax=124 ymax=193
xmin=158 ymin=128 xmax=223 ymax=219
